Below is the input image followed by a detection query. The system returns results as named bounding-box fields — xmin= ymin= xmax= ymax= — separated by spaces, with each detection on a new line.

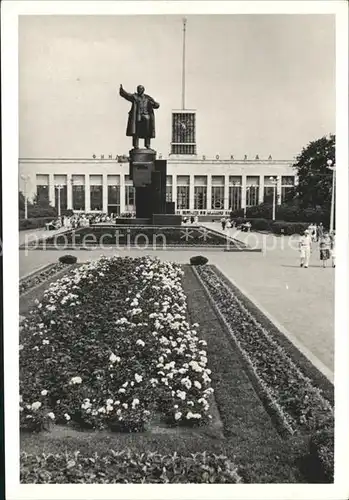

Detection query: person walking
xmin=221 ymin=217 xmax=227 ymax=231
xmin=317 ymin=222 xmax=324 ymax=242
xmin=319 ymin=231 xmax=332 ymax=268
xmin=299 ymin=229 xmax=312 ymax=268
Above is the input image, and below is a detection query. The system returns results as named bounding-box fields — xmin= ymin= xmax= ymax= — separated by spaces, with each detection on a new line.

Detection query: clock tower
xmin=171 ymin=110 xmax=197 ymax=155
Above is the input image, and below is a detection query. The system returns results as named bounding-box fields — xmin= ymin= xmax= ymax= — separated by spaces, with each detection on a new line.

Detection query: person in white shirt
xmin=299 ymin=229 xmax=312 ymax=268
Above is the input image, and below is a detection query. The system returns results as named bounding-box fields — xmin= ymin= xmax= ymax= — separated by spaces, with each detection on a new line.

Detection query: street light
xmin=244 ymin=185 xmax=252 ymax=218
xmin=269 ymin=176 xmax=279 ymax=221
xmin=327 ymin=159 xmax=336 ymax=233
xmin=55 ymin=184 xmax=64 ymax=218
xmin=20 ymin=174 xmax=30 ymax=219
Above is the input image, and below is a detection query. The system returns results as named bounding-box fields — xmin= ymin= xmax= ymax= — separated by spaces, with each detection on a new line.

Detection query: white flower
xmin=19 ymin=345 xmax=24 ymax=351
xmin=106 ymin=399 xmax=113 ymax=405
xmin=135 ymin=374 xmax=143 ymax=383
xmin=118 ymin=388 xmax=126 ymax=393
xmin=194 ymin=381 xmax=202 ymax=389
xmin=19 ymin=395 xmax=23 ymax=403
xmin=41 ymin=390 xmax=48 ymax=396
xmin=70 ymin=376 xmax=82 ymax=385
xmin=174 ymin=412 xmax=182 ymax=421
xmin=177 ymin=390 xmax=186 ymax=401
xmin=47 ymin=412 xmax=55 ymax=420
xmin=42 ymin=339 xmax=50 ymax=345
xmin=64 ymin=413 xmax=71 ymax=421
xmin=136 ymin=339 xmax=145 ymax=347
xmin=31 ymin=401 xmax=42 ymax=411
xmin=109 ymin=353 xmax=118 ymax=363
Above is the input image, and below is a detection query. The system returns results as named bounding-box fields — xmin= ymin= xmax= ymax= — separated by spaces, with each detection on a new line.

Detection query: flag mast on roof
xmin=181 ymin=17 xmax=187 ymax=110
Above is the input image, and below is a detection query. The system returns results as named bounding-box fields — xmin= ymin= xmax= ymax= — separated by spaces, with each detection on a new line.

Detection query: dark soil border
xmin=209 ymin=265 xmax=334 ymax=405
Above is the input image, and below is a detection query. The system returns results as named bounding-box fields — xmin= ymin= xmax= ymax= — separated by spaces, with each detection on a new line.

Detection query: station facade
xmin=19 ymin=155 xmax=296 ymax=216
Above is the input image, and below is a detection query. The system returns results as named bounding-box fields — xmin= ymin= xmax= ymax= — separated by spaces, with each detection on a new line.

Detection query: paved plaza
xmin=19 ymin=224 xmax=334 ymax=377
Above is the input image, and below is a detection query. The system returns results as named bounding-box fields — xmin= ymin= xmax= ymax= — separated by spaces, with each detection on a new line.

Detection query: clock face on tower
xmin=172 ymin=112 xmax=195 ymax=142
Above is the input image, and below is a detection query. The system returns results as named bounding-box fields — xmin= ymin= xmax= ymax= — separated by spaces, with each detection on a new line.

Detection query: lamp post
xmin=20 ymin=174 xmax=30 ymax=219
xmin=269 ymin=176 xmax=278 ymax=221
xmin=244 ymin=185 xmax=252 ymax=218
xmin=55 ymin=184 xmax=64 ymax=218
xmin=327 ymin=159 xmax=335 ymax=233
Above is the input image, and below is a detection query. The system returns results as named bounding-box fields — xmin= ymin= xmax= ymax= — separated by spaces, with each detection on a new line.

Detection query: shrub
xmin=19 ymin=217 xmax=55 ymax=231
xmin=58 ymin=255 xmax=78 ymax=265
xmin=271 ymin=221 xmax=309 ymax=236
xmin=190 ymin=256 xmax=209 ymax=266
xmin=20 ymin=449 xmax=242 ymax=483
xmin=309 ymin=427 xmax=334 ymax=482
xmin=27 ymin=206 xmax=57 ymax=219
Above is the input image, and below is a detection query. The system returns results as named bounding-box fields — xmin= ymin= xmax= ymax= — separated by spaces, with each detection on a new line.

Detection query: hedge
xmin=58 ymin=255 xmax=78 ymax=264
xmin=19 ymin=217 xmax=55 ymax=231
xmin=309 ymin=427 xmax=334 ymax=482
xmin=19 ymin=207 xmax=57 ymax=219
xmin=231 ymin=203 xmax=329 ymax=225
xmin=190 ymin=256 xmax=209 ymax=266
xmin=233 ymin=217 xmax=312 ymax=235
xmin=20 ymin=449 xmax=242 ymax=483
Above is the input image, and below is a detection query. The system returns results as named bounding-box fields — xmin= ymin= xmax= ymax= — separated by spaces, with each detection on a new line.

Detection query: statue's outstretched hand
xmin=120 ymin=84 xmax=123 ymax=90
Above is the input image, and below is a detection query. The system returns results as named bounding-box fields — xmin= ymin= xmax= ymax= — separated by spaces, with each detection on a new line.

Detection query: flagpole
xmin=181 ymin=18 xmax=187 ymax=110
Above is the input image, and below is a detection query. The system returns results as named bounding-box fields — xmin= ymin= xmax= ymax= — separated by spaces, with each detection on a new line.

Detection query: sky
xmin=19 ymin=14 xmax=335 ymax=160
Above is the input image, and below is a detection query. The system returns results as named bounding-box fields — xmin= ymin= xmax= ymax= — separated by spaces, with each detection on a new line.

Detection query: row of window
xmin=37 ymin=183 xmax=294 ymax=213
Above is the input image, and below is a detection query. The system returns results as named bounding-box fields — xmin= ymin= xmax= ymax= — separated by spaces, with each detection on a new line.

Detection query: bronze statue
xmin=119 ymin=84 xmax=160 ymax=149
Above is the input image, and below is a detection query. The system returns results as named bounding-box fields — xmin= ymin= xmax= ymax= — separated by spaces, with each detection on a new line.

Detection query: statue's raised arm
xmin=119 ymin=84 xmax=134 ymax=102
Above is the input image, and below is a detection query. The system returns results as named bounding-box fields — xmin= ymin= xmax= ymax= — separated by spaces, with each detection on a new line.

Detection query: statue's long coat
xmin=119 ymin=87 xmax=159 ymax=138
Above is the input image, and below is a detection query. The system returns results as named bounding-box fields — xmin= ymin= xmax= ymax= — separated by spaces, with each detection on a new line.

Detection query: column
xmin=189 ymin=174 xmax=195 ymax=211
xmin=206 ymin=175 xmax=212 ymax=211
xmin=67 ymin=173 xmax=73 ymax=210
xmin=259 ymin=175 xmax=264 ymax=204
xmin=102 ymin=174 xmax=108 ymax=213
xmin=172 ymin=174 xmax=177 ymax=211
xmin=277 ymin=175 xmax=282 ymax=205
xmin=85 ymin=174 xmax=90 ymax=212
xmin=241 ymin=174 xmax=247 ymax=209
xmin=120 ymin=172 xmax=126 ymax=214
xmin=49 ymin=173 xmax=55 ymax=207
xmin=224 ymin=175 xmax=229 ymax=210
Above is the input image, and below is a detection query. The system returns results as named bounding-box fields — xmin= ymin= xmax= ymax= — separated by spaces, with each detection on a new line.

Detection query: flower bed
xmin=195 ymin=265 xmax=334 ymax=435
xmin=20 ymin=449 xmax=242 ymax=483
xmin=37 ymin=226 xmax=244 ymax=248
xmin=20 ymin=256 xmax=214 ymax=432
xmin=19 ymin=263 xmax=66 ymax=295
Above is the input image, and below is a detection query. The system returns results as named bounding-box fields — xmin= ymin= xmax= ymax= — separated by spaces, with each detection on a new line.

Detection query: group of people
xmin=45 ymin=212 xmax=120 ymax=230
xmin=299 ymin=224 xmax=335 ymax=269
xmin=182 ymin=215 xmax=199 ymax=224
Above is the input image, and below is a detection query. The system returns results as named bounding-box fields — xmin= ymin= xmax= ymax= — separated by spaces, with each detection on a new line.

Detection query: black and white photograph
xmin=2 ymin=0 xmax=349 ymax=498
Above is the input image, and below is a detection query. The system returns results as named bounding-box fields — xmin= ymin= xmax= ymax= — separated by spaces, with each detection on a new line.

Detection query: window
xmin=194 ymin=186 xmax=207 ymax=210
xmin=73 ymin=186 xmax=85 ymax=210
xmin=72 ymin=175 xmax=85 ymax=210
xmin=194 ymin=176 xmax=207 ymax=210
xmin=211 ymin=176 xmax=224 ymax=209
xmin=281 ymin=176 xmax=295 ymax=203
xmin=229 ymin=176 xmax=242 ymax=211
xmin=90 ymin=186 xmax=103 ymax=211
xmin=177 ymin=186 xmax=189 ymax=209
xmin=246 ymin=177 xmax=259 ymax=207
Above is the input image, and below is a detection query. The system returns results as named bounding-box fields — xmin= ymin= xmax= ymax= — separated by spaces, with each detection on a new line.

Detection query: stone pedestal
xmin=129 ymin=149 xmax=167 ymax=222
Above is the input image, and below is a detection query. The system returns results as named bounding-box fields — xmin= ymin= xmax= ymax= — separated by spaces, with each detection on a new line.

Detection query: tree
xmin=293 ymin=134 xmax=335 ymax=208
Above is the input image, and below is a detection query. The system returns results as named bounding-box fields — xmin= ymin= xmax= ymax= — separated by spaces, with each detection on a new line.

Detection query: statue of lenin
xmin=119 ymin=84 xmax=160 ymax=149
